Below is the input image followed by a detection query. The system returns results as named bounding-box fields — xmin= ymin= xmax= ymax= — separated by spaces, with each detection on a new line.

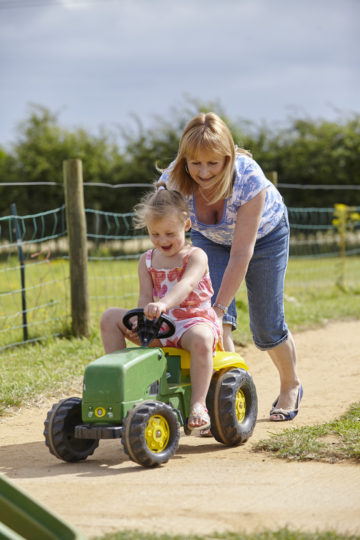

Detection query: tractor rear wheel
xmin=44 ymin=397 xmax=99 ymax=462
xmin=207 ymin=368 xmax=258 ymax=446
xmin=122 ymin=400 xmax=180 ymax=467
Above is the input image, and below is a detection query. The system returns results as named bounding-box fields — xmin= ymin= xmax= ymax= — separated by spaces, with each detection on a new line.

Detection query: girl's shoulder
xmin=140 ymin=249 xmax=153 ymax=269
xmin=185 ymin=245 xmax=208 ymax=265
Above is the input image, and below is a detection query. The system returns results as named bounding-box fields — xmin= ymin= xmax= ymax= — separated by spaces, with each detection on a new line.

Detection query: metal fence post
xmin=63 ymin=159 xmax=90 ymax=337
xmin=11 ymin=203 xmax=28 ymax=342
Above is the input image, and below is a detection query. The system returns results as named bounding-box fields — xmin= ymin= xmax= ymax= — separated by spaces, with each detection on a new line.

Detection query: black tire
xmin=207 ymin=368 xmax=258 ymax=446
xmin=122 ymin=401 xmax=180 ymax=467
xmin=44 ymin=397 xmax=99 ymax=462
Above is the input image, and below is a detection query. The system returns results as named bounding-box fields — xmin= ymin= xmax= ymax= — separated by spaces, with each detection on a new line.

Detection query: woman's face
xmin=186 ymin=149 xmax=227 ymax=191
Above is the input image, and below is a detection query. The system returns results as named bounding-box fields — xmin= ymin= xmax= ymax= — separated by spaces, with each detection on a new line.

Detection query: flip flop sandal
xmin=200 ymin=428 xmax=213 ymax=437
xmin=188 ymin=403 xmax=211 ymax=432
xmin=269 ymin=384 xmax=303 ymax=422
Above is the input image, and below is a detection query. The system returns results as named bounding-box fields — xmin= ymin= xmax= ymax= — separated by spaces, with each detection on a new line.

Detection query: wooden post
xmin=267 ymin=171 xmax=278 ymax=186
xmin=63 ymin=159 xmax=90 ymax=337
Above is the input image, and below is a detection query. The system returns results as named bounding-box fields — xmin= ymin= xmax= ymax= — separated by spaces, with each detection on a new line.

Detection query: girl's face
xmin=186 ymin=148 xmax=227 ymax=191
xmin=147 ymin=213 xmax=190 ymax=257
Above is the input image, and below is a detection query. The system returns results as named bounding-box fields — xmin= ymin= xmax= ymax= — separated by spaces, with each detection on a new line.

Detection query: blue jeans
xmin=191 ymin=211 xmax=290 ymax=350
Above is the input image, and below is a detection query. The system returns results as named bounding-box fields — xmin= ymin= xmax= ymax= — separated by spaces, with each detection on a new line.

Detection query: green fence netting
xmin=0 ymin=205 xmax=359 ymax=351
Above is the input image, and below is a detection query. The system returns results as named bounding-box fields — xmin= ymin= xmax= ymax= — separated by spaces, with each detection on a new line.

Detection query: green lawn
xmin=2 ymin=255 xmax=359 ymax=349
xmin=0 ymin=255 xmax=359 ymax=412
xmin=93 ymin=529 xmax=360 ymax=540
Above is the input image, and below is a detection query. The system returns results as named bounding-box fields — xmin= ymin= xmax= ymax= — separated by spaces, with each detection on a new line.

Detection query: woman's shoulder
xmin=234 ymin=153 xmax=261 ymax=174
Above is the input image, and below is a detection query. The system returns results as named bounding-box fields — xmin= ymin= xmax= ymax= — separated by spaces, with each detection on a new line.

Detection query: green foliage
xmin=0 ymin=104 xmax=125 ymax=216
xmin=268 ymin=116 xmax=360 ymax=207
xmin=1 ymin=101 xmax=360 ymax=217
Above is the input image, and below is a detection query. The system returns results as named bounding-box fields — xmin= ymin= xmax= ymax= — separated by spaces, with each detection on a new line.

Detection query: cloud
xmin=0 ymin=0 xmax=359 ymax=144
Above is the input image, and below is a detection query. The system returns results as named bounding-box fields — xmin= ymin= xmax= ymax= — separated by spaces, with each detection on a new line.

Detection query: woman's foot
xmin=269 ymin=384 xmax=303 ymax=421
xmin=200 ymin=427 xmax=213 ymax=437
xmin=188 ymin=403 xmax=211 ymax=431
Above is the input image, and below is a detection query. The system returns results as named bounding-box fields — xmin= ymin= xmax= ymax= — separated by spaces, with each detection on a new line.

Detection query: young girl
xmin=100 ymin=183 xmax=221 ymax=431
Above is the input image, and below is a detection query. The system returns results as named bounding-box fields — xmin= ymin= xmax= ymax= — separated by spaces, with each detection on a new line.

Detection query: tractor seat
xmin=162 ymin=347 xmax=248 ymax=372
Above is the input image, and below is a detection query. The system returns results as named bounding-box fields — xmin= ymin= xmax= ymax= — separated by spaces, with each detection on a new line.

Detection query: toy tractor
xmin=44 ymin=309 xmax=258 ymax=468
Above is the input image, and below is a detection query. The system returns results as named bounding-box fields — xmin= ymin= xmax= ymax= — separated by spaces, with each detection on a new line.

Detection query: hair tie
xmin=155 ymin=181 xmax=167 ymax=191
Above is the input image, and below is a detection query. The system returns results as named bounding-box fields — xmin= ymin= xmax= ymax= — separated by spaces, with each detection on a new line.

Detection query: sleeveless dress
xmin=145 ymin=247 xmax=221 ymax=350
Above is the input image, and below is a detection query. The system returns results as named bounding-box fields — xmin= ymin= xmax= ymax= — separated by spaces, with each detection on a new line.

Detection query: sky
xmin=0 ymin=0 xmax=359 ymax=148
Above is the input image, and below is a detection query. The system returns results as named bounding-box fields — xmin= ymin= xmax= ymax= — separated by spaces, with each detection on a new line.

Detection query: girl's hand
xmin=144 ymin=301 xmax=167 ymax=320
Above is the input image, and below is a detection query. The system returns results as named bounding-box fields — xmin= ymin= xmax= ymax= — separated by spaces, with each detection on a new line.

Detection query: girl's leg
xmin=180 ymin=324 xmax=215 ymax=428
xmin=100 ymin=308 xmax=128 ymax=353
xmin=100 ymin=307 xmax=161 ymax=353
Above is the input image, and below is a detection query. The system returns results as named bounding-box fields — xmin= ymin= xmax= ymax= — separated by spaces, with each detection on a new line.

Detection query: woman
xmin=159 ymin=112 xmax=303 ymax=421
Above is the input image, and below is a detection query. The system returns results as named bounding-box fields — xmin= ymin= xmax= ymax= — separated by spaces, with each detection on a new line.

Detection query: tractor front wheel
xmin=44 ymin=397 xmax=99 ymax=462
xmin=207 ymin=368 xmax=258 ymax=446
xmin=122 ymin=401 xmax=180 ymax=467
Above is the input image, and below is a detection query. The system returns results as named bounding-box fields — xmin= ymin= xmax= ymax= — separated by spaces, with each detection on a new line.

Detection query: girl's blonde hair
xmin=133 ymin=182 xmax=190 ymax=229
xmin=167 ymin=112 xmax=251 ymax=204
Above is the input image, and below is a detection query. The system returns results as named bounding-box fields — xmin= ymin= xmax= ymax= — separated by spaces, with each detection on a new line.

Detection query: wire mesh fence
xmin=0 ymin=205 xmax=359 ymax=352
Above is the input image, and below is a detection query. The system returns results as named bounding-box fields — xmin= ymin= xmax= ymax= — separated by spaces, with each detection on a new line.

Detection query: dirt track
xmin=1 ymin=320 xmax=360 ymax=539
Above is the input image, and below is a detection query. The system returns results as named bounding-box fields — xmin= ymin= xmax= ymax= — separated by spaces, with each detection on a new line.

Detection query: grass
xmin=1 ymin=254 xmax=359 ymax=349
xmin=0 ymin=256 xmax=359 ymax=414
xmin=0 ymin=332 xmax=104 ymax=414
xmin=232 ymin=255 xmax=360 ymax=346
xmin=92 ymin=529 xmax=360 ymax=540
xmin=253 ymin=402 xmax=360 ymax=463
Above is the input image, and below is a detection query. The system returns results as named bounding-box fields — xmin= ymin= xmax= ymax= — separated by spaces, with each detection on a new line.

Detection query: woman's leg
xmin=180 ymin=324 xmax=214 ymax=428
xmin=222 ymin=324 xmax=235 ymax=351
xmin=246 ymin=214 xmax=301 ymax=417
xmin=267 ymin=332 xmax=301 ymax=413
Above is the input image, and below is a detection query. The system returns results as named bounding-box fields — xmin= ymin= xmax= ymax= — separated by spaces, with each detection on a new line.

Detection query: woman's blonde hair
xmin=167 ymin=112 xmax=251 ymax=204
xmin=133 ymin=182 xmax=190 ymax=229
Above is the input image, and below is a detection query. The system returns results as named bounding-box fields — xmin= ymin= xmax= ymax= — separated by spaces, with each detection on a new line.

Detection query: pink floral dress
xmin=145 ymin=247 xmax=221 ymax=350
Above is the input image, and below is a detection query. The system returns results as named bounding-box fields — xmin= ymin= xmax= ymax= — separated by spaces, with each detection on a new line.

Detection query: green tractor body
xmin=44 ymin=311 xmax=258 ymax=468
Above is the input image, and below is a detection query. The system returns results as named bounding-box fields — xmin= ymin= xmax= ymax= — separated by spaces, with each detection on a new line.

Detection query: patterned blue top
xmin=160 ymin=154 xmax=285 ymax=246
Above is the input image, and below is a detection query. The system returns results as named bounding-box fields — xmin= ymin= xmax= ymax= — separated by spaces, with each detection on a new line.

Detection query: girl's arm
xmin=137 ymin=253 xmax=154 ymax=308
xmin=213 ymin=189 xmax=266 ymax=313
xmin=144 ymin=248 xmax=208 ymax=319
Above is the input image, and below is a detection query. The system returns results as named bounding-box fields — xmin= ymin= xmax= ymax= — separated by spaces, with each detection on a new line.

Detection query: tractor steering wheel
xmin=123 ymin=308 xmax=175 ymax=347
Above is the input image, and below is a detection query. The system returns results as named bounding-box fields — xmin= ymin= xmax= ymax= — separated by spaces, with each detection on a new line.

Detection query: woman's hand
xmin=144 ymin=301 xmax=167 ymax=320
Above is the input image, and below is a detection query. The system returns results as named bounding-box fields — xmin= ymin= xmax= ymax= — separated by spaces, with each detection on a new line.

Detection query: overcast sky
xmin=0 ymin=0 xmax=359 ymax=147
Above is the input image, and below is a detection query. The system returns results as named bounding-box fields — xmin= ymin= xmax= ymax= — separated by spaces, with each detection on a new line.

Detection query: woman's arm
xmin=214 ymin=189 xmax=266 ymax=310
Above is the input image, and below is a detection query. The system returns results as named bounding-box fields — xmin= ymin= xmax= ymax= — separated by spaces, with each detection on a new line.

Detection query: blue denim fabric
xmin=190 ymin=210 xmax=290 ymax=350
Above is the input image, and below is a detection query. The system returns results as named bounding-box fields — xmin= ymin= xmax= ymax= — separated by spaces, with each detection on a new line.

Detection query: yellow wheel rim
xmin=145 ymin=414 xmax=170 ymax=453
xmin=235 ymin=389 xmax=246 ymax=423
